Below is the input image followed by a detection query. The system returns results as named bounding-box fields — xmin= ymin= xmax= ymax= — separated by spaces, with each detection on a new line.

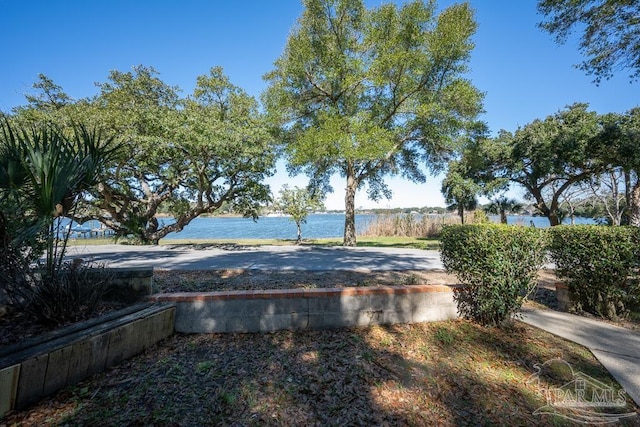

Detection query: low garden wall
xmin=0 ymin=303 xmax=175 ymax=418
xmin=149 ymin=284 xmax=458 ymax=333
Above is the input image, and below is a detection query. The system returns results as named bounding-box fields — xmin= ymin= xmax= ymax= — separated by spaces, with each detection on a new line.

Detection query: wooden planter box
xmin=0 ymin=303 xmax=175 ymax=419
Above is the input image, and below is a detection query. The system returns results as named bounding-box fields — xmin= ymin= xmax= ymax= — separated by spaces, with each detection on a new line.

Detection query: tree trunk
xmin=143 ymin=217 xmax=160 ymax=245
xmin=343 ymin=169 xmax=358 ymax=247
xmin=630 ymin=180 xmax=640 ymax=227
xmin=458 ymin=205 xmax=465 ymax=224
xmin=296 ymin=221 xmax=302 ymax=244
xmin=547 ymin=197 xmax=561 ymax=226
xmin=625 ymin=170 xmax=632 ymax=225
xmin=500 ymin=210 xmax=507 ymax=224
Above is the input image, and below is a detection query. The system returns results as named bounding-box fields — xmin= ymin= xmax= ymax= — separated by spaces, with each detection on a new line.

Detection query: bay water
xmin=63 ymin=213 xmax=595 ymax=240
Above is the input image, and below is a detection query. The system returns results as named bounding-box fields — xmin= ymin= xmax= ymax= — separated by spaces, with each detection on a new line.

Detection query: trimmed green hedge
xmin=548 ymin=225 xmax=640 ymax=319
xmin=440 ymin=224 xmax=546 ymax=326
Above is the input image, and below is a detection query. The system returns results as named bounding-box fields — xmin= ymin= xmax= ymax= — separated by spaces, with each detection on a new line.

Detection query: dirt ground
xmin=5 ymin=268 xmax=636 ymax=348
xmin=152 ymin=268 xmax=559 ymax=292
xmin=4 ymin=269 xmax=640 ymax=425
xmin=153 ymin=268 xmax=459 ymax=292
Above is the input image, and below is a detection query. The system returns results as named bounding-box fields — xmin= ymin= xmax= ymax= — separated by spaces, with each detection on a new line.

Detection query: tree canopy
xmin=484 ymin=196 xmax=523 ymax=224
xmin=441 ymin=160 xmax=479 ymax=224
xmin=465 ymin=103 xmax=606 ymax=226
xmin=599 ymin=109 xmax=640 ymax=225
xmin=12 ymin=66 xmax=276 ymax=244
xmin=264 ymin=0 xmax=483 ymax=245
xmin=538 ymin=0 xmax=640 ymax=83
xmin=274 ymin=185 xmax=325 ymax=243
xmin=87 ymin=66 xmax=275 ymax=243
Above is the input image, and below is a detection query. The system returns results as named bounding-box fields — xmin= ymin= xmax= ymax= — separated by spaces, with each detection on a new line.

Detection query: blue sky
xmin=2 ymin=1 xmax=638 ymax=210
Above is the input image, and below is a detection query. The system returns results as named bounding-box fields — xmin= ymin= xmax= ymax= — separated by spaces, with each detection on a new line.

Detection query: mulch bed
xmin=5 ymin=320 xmax=638 ymax=426
xmin=152 ymin=268 xmax=457 ymax=292
xmin=0 ymin=300 xmax=129 ymax=347
xmin=3 ymin=269 xmax=640 ymax=425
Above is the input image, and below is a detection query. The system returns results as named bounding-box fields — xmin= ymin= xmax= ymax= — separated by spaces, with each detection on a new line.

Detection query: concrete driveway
xmin=64 ymin=244 xmax=444 ymax=271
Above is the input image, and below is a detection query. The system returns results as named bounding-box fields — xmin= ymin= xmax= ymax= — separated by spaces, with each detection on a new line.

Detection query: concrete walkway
xmin=520 ymin=307 xmax=640 ymax=407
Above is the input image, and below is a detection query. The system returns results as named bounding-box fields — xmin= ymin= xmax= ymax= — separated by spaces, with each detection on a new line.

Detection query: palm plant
xmin=485 ymin=196 xmax=523 ymax=224
xmin=1 ymin=119 xmax=119 ymax=269
xmin=0 ymin=117 xmax=121 ymax=322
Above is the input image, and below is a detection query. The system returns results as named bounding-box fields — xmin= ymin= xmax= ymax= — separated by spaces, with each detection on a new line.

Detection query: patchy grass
xmin=307 ymin=236 xmax=440 ymax=249
xmin=67 ymin=236 xmax=440 ymax=249
xmin=65 ymin=237 xmax=117 ymax=246
xmin=5 ymin=321 xmax=638 ymax=426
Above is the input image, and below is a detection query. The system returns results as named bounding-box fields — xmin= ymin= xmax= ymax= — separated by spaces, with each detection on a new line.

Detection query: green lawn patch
xmin=67 ymin=236 xmax=440 ymax=250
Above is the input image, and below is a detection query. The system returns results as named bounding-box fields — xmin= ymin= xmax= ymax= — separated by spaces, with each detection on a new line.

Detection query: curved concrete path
xmin=520 ymin=307 xmax=640 ymax=407
xmin=65 ymin=244 xmax=444 ymax=271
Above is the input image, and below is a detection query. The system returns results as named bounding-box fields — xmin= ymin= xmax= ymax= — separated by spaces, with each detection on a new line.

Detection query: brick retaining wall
xmin=149 ymin=284 xmax=458 ymax=333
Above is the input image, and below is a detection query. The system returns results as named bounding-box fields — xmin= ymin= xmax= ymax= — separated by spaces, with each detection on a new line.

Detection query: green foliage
xmin=0 ymin=118 xmax=119 ymax=324
xmin=264 ymin=0 xmax=483 ymax=245
xmin=548 ymin=225 xmax=640 ymax=319
xmin=472 ymin=209 xmax=489 ymax=224
xmin=274 ymin=185 xmax=325 ymax=243
xmin=434 ymin=326 xmax=456 ymax=345
xmin=0 ymin=118 xmax=120 ymax=272
xmin=484 ymin=196 xmax=523 ymax=224
xmin=538 ymin=0 xmax=640 ymax=83
xmin=598 ymin=110 xmax=640 ymax=226
xmin=441 ymin=160 xmax=479 ymax=224
xmin=465 ymin=103 xmax=605 ymax=226
xmin=72 ymin=66 xmax=276 ymax=244
xmin=440 ymin=224 xmax=547 ymax=326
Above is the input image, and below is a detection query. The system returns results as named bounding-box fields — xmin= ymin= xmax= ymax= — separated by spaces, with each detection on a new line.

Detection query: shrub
xmin=440 ymin=224 xmax=547 ymax=326
xmin=0 ymin=253 xmax=112 ymax=325
xmin=548 ymin=225 xmax=640 ymax=319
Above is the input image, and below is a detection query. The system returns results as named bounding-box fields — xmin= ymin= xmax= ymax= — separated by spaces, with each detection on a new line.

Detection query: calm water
xmin=159 ymin=214 xmax=377 ymax=240
xmin=157 ymin=213 xmax=594 ymax=240
xmin=63 ymin=213 xmax=595 ymax=240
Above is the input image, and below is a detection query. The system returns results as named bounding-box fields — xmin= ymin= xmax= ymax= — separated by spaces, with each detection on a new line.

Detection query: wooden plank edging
xmin=0 ymin=304 xmax=175 ymax=418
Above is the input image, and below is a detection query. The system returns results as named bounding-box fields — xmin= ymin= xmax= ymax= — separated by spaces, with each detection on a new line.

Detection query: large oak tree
xmin=466 ymin=103 xmax=606 ymax=226
xmin=78 ymin=66 xmax=276 ymax=244
xmin=12 ymin=66 xmax=277 ymax=244
xmin=600 ymin=109 xmax=640 ymax=226
xmin=263 ymin=0 xmax=483 ymax=246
